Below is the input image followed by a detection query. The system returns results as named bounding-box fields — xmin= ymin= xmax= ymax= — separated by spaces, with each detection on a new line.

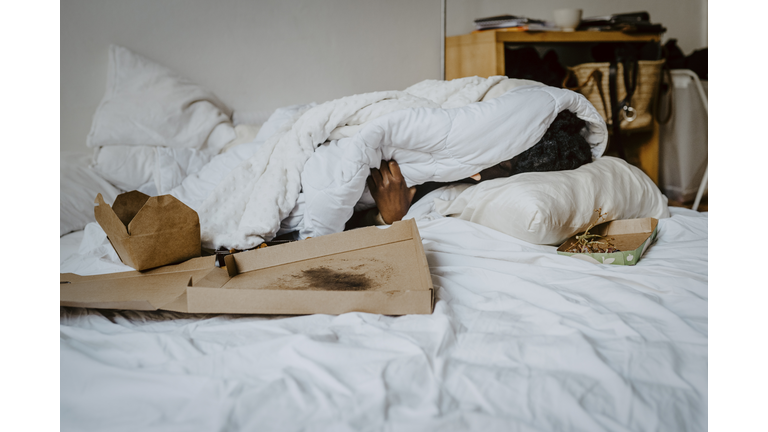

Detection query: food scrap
xmin=565 ymin=208 xmax=620 ymax=254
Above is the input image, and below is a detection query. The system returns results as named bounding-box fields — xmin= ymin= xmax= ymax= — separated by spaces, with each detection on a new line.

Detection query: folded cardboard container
xmin=556 ymin=218 xmax=659 ymax=266
xmin=61 ymin=219 xmax=434 ymax=315
xmin=94 ymin=191 xmax=202 ymax=271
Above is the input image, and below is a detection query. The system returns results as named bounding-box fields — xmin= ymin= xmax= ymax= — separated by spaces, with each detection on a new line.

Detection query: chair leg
xmin=692 ymin=166 xmax=708 ymax=211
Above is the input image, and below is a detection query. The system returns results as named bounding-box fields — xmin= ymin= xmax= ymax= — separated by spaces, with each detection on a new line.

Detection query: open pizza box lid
xmin=61 ymin=219 xmax=434 ymax=315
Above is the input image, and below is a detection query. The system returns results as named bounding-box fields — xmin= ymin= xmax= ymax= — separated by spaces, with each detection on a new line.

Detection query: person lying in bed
xmin=349 ymin=109 xmax=593 ymax=227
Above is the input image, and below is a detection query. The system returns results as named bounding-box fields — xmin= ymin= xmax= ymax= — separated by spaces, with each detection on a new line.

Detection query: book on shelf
xmin=474 ymin=14 xmax=558 ymax=31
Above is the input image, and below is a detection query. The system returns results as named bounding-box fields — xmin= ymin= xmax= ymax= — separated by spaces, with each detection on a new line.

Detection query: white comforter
xmin=60 ymin=207 xmax=707 ymax=431
xmin=197 ymin=77 xmax=607 ymax=250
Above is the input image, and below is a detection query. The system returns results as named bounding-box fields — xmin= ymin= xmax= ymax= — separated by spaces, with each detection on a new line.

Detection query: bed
xmin=60 ymin=45 xmax=708 ymax=431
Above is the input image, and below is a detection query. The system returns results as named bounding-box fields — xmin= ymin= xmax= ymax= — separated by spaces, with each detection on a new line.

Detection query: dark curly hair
xmin=509 ymin=109 xmax=593 ymax=175
xmin=407 ymin=110 xmax=595 ymax=205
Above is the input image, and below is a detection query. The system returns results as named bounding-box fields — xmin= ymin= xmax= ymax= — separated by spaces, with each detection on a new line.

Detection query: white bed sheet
xmin=60 ymin=207 xmax=707 ymax=432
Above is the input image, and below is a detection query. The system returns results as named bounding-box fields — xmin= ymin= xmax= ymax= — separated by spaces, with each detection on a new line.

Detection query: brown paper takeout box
xmin=556 ymin=217 xmax=659 ymax=266
xmin=94 ymin=191 xmax=202 ymax=271
xmin=61 ymin=219 xmax=434 ymax=315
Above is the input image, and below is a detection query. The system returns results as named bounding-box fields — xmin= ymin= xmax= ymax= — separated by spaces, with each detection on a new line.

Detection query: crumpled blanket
xmin=198 ymin=76 xmax=607 ymax=249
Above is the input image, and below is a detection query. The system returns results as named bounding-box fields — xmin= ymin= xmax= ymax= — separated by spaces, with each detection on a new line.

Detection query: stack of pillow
xmin=86 ymin=44 xmax=237 ymax=195
xmin=61 ymin=45 xmax=256 ymax=235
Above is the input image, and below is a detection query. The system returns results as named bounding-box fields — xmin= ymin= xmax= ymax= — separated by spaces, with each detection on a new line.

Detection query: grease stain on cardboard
xmin=275 ymin=258 xmax=393 ymax=291
xmin=298 ymin=267 xmax=373 ymax=291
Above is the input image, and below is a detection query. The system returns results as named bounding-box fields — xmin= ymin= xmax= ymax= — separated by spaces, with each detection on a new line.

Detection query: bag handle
xmin=563 ymin=69 xmax=609 ymax=121
xmin=621 ymin=58 xmax=639 ymax=107
xmin=608 ymin=62 xmax=626 ymax=158
xmin=618 ymin=58 xmax=639 ymax=123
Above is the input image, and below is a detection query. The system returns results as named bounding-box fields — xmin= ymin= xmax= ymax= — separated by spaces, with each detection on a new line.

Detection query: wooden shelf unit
xmin=446 ymin=30 xmax=661 ymax=80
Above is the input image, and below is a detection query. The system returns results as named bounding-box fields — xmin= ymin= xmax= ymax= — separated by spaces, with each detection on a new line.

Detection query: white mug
xmin=553 ymin=9 xmax=583 ymax=32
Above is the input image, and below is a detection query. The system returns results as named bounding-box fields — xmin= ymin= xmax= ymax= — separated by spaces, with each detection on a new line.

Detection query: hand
xmin=367 ymin=160 xmax=417 ymax=224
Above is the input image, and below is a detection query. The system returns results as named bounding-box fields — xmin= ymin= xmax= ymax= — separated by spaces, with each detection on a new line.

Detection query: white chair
xmin=669 ymin=69 xmax=708 ymax=211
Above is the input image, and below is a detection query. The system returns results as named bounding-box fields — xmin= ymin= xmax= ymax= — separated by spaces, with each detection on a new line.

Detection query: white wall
xmin=61 ymin=0 xmax=706 ymax=153
xmin=61 ymin=0 xmax=442 ymax=152
xmin=446 ymin=0 xmax=708 ymax=53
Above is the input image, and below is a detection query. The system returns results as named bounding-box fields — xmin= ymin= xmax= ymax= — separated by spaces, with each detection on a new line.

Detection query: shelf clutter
xmin=473 ymin=11 xmax=665 ymax=34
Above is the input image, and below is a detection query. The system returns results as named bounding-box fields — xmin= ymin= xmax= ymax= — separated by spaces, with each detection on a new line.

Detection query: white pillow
xmin=86 ymin=45 xmax=235 ymax=152
xmin=60 ymin=152 xmax=122 ymax=236
xmin=433 ymin=156 xmax=671 ymax=245
xmin=91 ymin=146 xmax=155 ymax=191
xmin=91 ymin=124 xmax=257 ymax=193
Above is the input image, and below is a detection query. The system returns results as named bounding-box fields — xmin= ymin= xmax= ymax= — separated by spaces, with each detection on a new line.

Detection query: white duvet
xmin=197 ymin=77 xmax=608 ymax=250
xmin=60 ymin=207 xmax=707 ymax=432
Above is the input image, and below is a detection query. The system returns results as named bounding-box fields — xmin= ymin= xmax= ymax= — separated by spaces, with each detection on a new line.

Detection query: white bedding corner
xmin=60 ymin=206 xmax=707 ymax=431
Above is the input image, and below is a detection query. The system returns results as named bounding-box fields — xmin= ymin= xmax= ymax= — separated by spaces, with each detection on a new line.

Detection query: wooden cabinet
xmin=445 ymin=29 xmax=663 ymax=183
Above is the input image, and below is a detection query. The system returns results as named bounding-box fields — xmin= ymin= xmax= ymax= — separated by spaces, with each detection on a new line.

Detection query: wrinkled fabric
xmin=61 ymin=207 xmax=707 ymax=432
xmin=195 ymin=77 xmax=607 ymax=249
xmin=300 ymin=85 xmax=607 ymax=238
xmin=196 ymin=76 xmax=508 ymax=249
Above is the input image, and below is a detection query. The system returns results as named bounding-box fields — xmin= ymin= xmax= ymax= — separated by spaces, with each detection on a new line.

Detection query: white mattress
xmin=60 ymin=207 xmax=707 ymax=431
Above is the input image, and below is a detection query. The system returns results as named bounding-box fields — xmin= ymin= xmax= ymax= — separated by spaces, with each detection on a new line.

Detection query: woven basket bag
xmin=565 ymin=59 xmax=665 ymax=132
